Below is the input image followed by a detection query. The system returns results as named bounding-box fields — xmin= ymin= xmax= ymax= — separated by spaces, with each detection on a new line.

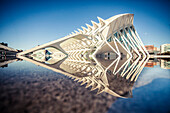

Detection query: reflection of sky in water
xmin=1 ymin=60 xmax=56 ymax=73
xmin=0 ymin=60 xmax=67 ymax=80
xmin=0 ymin=60 xmax=170 ymax=113
xmin=134 ymin=66 xmax=170 ymax=88
xmin=108 ymin=78 xmax=170 ymax=113
xmin=108 ymin=66 xmax=170 ymax=113
xmin=0 ymin=60 xmax=118 ymax=113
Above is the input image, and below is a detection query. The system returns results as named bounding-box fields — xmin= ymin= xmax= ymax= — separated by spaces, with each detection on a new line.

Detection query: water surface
xmin=0 ymin=59 xmax=169 ymax=113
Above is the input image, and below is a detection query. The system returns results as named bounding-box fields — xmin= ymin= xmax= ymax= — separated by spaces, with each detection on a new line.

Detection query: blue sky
xmin=0 ymin=0 xmax=169 ymax=50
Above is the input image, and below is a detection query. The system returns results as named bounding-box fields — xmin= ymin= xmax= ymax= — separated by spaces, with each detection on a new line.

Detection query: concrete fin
xmin=85 ymin=24 xmax=93 ymax=32
xmin=90 ymin=82 xmax=98 ymax=91
xmin=97 ymin=16 xmax=106 ymax=26
xmin=74 ymin=30 xmax=79 ymax=34
xmin=97 ymin=86 xmax=105 ymax=95
xmin=85 ymin=81 xmax=93 ymax=88
xmin=91 ymin=20 xmax=99 ymax=29
xmin=81 ymin=26 xmax=88 ymax=33
xmin=71 ymin=32 xmax=75 ymax=35
xmin=77 ymin=28 xmax=83 ymax=34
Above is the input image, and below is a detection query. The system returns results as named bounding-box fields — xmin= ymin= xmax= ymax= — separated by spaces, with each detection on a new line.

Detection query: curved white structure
xmin=17 ymin=13 xmax=150 ymax=97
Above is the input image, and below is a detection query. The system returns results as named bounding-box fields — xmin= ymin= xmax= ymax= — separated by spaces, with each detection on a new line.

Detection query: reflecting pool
xmin=0 ymin=56 xmax=170 ymax=113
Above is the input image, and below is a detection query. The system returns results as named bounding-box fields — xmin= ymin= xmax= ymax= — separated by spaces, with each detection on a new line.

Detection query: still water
xmin=0 ymin=59 xmax=170 ymax=113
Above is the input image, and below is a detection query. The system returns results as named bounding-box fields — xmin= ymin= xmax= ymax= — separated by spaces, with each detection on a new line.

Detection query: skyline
xmin=0 ymin=0 xmax=170 ymax=50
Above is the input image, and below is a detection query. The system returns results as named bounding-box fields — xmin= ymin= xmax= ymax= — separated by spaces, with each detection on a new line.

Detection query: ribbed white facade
xmin=17 ymin=13 xmax=150 ymax=97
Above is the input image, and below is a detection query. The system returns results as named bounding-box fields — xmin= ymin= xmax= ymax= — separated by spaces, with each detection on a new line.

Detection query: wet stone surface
xmin=0 ymin=61 xmax=116 ymax=113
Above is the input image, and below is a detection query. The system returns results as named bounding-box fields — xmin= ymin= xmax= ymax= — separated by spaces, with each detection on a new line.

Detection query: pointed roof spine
xmin=81 ymin=26 xmax=88 ymax=34
xmin=85 ymin=23 xmax=93 ymax=32
xmin=91 ymin=20 xmax=99 ymax=30
xmin=71 ymin=32 xmax=75 ymax=35
xmin=74 ymin=30 xmax=79 ymax=34
xmin=97 ymin=16 xmax=106 ymax=27
xmin=68 ymin=33 xmax=73 ymax=36
xmin=77 ymin=28 xmax=83 ymax=34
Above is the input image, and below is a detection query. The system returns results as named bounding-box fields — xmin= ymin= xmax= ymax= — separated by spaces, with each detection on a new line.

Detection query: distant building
xmin=145 ymin=45 xmax=159 ymax=55
xmin=160 ymin=59 xmax=170 ymax=69
xmin=0 ymin=57 xmax=17 ymax=68
xmin=0 ymin=42 xmax=22 ymax=68
xmin=145 ymin=58 xmax=170 ymax=69
xmin=145 ymin=59 xmax=160 ymax=68
xmin=0 ymin=42 xmax=18 ymax=56
xmin=145 ymin=62 xmax=157 ymax=68
xmin=160 ymin=44 xmax=170 ymax=54
xmin=17 ymin=50 xmax=23 ymax=52
xmin=0 ymin=42 xmax=8 ymax=46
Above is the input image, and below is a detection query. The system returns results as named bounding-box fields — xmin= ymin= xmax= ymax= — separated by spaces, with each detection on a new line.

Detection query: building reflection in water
xmin=18 ymin=44 xmax=149 ymax=98
xmin=0 ymin=56 xmax=22 ymax=68
xmin=145 ymin=58 xmax=170 ymax=69
xmin=17 ymin=14 xmax=151 ymax=98
xmin=0 ymin=56 xmax=17 ymax=68
xmin=0 ymin=42 xmax=22 ymax=68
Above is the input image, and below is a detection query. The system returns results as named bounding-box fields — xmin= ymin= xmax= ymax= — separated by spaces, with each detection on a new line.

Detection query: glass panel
xmin=114 ymin=32 xmax=118 ymax=38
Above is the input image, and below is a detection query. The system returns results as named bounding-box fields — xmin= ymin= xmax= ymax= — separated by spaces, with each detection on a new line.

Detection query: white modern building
xmin=160 ymin=44 xmax=170 ymax=54
xmin=17 ymin=13 xmax=150 ymax=97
